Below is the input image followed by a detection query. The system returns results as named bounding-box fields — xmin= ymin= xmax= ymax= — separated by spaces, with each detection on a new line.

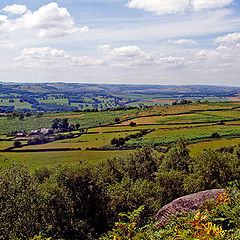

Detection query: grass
xmin=2 ymin=102 xmax=240 ymax=170
xmin=0 ymin=109 xmax=139 ymax=135
xmin=155 ymin=113 xmax=234 ymax=124
xmin=126 ymin=124 xmax=240 ymax=147
xmin=189 ymin=138 xmax=240 ymax=155
xmin=0 ymin=150 xmax=133 ymax=170
xmin=21 ymin=131 xmax=140 ymax=150
xmin=38 ymin=97 xmax=68 ymax=105
xmin=0 ymin=141 xmax=14 ymax=150
xmin=201 ymin=110 xmax=240 ymax=118
xmin=0 ymin=99 xmax=32 ymax=110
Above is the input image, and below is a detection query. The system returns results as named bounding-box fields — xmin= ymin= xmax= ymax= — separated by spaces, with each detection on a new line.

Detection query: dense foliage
xmin=103 ymin=185 xmax=240 ymax=239
xmin=0 ymin=140 xmax=240 ymax=239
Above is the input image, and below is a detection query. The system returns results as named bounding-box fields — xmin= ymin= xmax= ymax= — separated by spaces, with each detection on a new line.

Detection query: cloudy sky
xmin=0 ymin=0 xmax=240 ymax=86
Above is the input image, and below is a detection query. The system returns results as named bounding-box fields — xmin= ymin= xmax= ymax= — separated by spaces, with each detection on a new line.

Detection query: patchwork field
xmin=20 ymin=131 xmax=140 ymax=150
xmin=1 ymin=101 xmax=240 ymax=169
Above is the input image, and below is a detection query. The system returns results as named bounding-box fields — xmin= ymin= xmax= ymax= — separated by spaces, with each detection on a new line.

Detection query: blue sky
xmin=0 ymin=0 xmax=240 ymax=85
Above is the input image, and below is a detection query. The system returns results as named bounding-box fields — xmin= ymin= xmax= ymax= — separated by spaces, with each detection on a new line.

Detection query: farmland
xmin=1 ymin=95 xmax=240 ymax=240
xmin=0 ymin=83 xmax=240 ymax=113
xmin=0 ymin=100 xmax=240 ymax=169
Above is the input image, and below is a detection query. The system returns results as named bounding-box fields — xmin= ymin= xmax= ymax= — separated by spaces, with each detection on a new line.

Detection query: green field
xmin=0 ymin=150 xmax=133 ymax=170
xmin=0 ymin=99 xmax=32 ymax=110
xmin=0 ymin=109 xmax=139 ymax=134
xmin=1 ymin=102 xmax=240 ymax=169
xmin=126 ymin=124 xmax=240 ymax=147
xmin=21 ymin=131 xmax=140 ymax=150
xmin=189 ymin=138 xmax=240 ymax=155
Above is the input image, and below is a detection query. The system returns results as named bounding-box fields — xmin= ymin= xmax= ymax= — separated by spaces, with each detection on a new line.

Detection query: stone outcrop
xmin=156 ymin=189 xmax=225 ymax=226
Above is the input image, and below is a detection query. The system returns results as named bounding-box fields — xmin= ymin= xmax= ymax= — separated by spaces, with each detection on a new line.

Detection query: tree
xmin=75 ymin=123 xmax=80 ymax=130
xmin=211 ymin=132 xmax=221 ymax=138
xmin=13 ymin=140 xmax=22 ymax=148
xmin=129 ymin=122 xmax=137 ymax=127
xmin=0 ymin=163 xmax=45 ymax=239
xmin=52 ymin=118 xmax=60 ymax=130
xmin=185 ymin=150 xmax=239 ymax=192
xmin=36 ymin=112 xmax=44 ymax=118
xmin=18 ymin=114 xmax=24 ymax=121
xmin=59 ymin=118 xmax=69 ymax=132
xmin=161 ymin=139 xmax=191 ymax=173
xmin=115 ymin=117 xmax=120 ymax=123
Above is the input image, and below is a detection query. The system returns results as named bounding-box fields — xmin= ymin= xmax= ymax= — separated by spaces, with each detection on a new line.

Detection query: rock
xmin=156 ymin=189 xmax=225 ymax=226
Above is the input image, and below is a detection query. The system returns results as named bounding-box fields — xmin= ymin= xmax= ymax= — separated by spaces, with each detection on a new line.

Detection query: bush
xmin=129 ymin=122 xmax=137 ymax=127
xmin=103 ymin=184 xmax=240 ymax=240
xmin=115 ymin=117 xmax=120 ymax=123
xmin=0 ymin=162 xmax=46 ymax=239
xmin=27 ymin=136 xmax=49 ymax=145
xmin=211 ymin=132 xmax=221 ymax=138
xmin=13 ymin=140 xmax=22 ymax=148
xmin=184 ymin=150 xmax=240 ymax=192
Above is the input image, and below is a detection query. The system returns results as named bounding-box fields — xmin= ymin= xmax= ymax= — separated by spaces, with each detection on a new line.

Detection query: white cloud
xmin=167 ymin=39 xmax=197 ymax=45
xmin=126 ymin=0 xmax=234 ymax=15
xmin=2 ymin=4 xmax=27 ymax=15
xmin=15 ymin=47 xmax=103 ymax=68
xmin=99 ymin=45 xmax=154 ymax=67
xmin=0 ymin=40 xmax=16 ymax=49
xmin=1 ymin=2 xmax=88 ymax=38
xmin=214 ymin=32 xmax=240 ymax=45
xmin=126 ymin=0 xmax=190 ymax=15
xmin=156 ymin=56 xmax=186 ymax=67
xmin=0 ymin=15 xmax=10 ymax=33
xmin=192 ymin=0 xmax=234 ymax=10
xmin=195 ymin=33 xmax=240 ymax=73
xmin=14 ymin=45 xmax=186 ymax=70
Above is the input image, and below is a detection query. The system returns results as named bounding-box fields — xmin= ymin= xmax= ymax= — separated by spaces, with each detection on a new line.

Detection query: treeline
xmin=110 ymin=129 xmax=153 ymax=147
xmin=0 ymin=140 xmax=240 ymax=239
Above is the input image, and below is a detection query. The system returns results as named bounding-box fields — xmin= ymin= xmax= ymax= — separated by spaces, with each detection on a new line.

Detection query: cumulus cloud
xmin=2 ymin=4 xmax=27 ymax=15
xmin=99 ymin=45 xmax=153 ymax=66
xmin=192 ymin=0 xmax=233 ymax=10
xmin=126 ymin=0 xmax=234 ymax=15
xmin=126 ymin=0 xmax=190 ymax=15
xmin=167 ymin=39 xmax=197 ymax=45
xmin=156 ymin=56 xmax=186 ymax=67
xmin=0 ymin=40 xmax=16 ymax=49
xmin=214 ymin=32 xmax=240 ymax=45
xmin=0 ymin=15 xmax=10 ymax=33
xmin=1 ymin=2 xmax=88 ymax=38
xmin=14 ymin=45 xmax=187 ymax=70
xmin=195 ymin=32 xmax=240 ymax=73
xmin=15 ymin=47 xmax=102 ymax=68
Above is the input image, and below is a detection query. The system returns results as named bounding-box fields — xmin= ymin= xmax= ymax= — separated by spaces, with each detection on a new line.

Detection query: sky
xmin=0 ymin=0 xmax=240 ymax=86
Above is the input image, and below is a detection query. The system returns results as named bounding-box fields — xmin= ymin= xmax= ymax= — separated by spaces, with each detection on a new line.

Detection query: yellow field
xmin=203 ymin=110 xmax=240 ymax=118
xmin=116 ymin=114 xmax=203 ymax=126
xmin=137 ymin=103 xmax=238 ymax=116
xmin=0 ymin=141 xmax=13 ymax=150
xmin=189 ymin=138 xmax=240 ymax=155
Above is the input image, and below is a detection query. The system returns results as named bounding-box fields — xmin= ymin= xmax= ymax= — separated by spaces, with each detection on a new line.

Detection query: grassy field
xmin=0 ymin=99 xmax=32 ymax=110
xmin=0 ymin=141 xmax=13 ymax=150
xmin=0 ymin=109 xmax=139 ymax=134
xmin=126 ymin=124 xmax=240 ymax=147
xmin=0 ymin=150 xmax=133 ymax=170
xmin=38 ymin=97 xmax=68 ymax=105
xmin=201 ymin=110 xmax=240 ymax=118
xmin=189 ymin=138 xmax=240 ymax=155
xmin=21 ymin=131 xmax=140 ymax=150
xmin=2 ymin=102 xmax=240 ymax=169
